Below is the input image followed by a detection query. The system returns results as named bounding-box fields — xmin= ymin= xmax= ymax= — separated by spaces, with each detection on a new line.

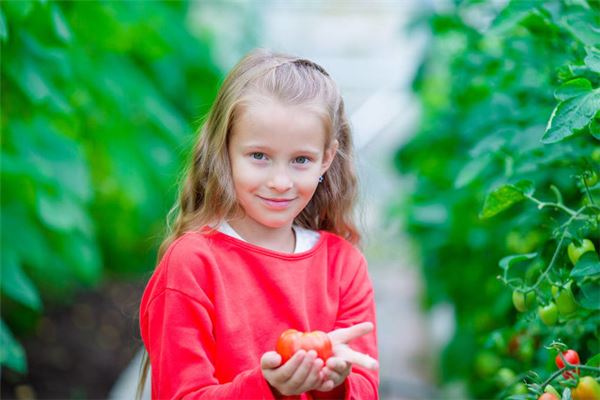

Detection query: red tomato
xmin=538 ymin=393 xmax=559 ymax=400
xmin=555 ymin=349 xmax=580 ymax=379
xmin=276 ymin=329 xmax=333 ymax=364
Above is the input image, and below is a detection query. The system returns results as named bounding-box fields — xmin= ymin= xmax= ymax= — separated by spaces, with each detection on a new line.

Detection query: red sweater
xmin=139 ymin=228 xmax=379 ymax=399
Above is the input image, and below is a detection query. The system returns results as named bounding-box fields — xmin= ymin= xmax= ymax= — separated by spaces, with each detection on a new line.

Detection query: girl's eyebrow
xmin=241 ymin=144 xmax=322 ymax=156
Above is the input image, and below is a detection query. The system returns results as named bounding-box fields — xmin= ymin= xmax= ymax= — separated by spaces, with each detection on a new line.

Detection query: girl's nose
xmin=268 ymin=168 xmax=293 ymax=192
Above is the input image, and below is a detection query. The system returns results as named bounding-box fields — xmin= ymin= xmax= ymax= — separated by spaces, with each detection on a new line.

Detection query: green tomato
xmin=568 ymin=239 xmax=596 ymax=266
xmin=592 ymin=148 xmax=600 ymax=163
xmin=583 ymin=170 xmax=598 ymax=187
xmin=495 ymin=367 xmax=516 ymax=388
xmin=512 ymin=290 xmax=536 ymax=312
xmin=475 ymin=351 xmax=501 ymax=377
xmin=555 ymin=281 xmax=578 ymax=316
xmin=538 ymin=302 xmax=558 ymax=326
xmin=511 ymin=382 xmax=528 ymax=395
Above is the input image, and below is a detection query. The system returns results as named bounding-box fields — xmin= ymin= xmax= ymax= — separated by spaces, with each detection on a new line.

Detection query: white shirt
xmin=217 ymin=221 xmax=320 ymax=253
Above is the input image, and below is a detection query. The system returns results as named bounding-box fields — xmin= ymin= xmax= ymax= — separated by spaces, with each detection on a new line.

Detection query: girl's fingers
xmin=328 ymin=322 xmax=374 ymax=345
xmin=260 ymin=351 xmax=282 ymax=370
xmin=334 ymin=345 xmax=378 ymax=370
xmin=287 ymin=350 xmax=317 ymax=389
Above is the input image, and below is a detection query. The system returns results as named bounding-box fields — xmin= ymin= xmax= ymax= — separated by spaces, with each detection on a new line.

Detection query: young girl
xmin=138 ymin=49 xmax=379 ymax=399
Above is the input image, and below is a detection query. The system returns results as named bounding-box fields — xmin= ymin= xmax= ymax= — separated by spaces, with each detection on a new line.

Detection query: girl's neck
xmin=226 ymin=218 xmax=296 ymax=253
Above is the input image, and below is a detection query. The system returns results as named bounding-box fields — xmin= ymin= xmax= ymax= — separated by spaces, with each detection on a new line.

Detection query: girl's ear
xmin=320 ymin=139 xmax=339 ymax=175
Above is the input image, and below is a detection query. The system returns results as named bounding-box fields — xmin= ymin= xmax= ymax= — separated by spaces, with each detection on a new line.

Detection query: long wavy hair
xmin=137 ymin=48 xmax=359 ymax=399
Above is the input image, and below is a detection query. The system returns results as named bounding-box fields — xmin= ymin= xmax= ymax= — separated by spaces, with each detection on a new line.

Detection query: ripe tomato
xmin=554 ymin=281 xmax=578 ymax=316
xmin=276 ymin=329 xmax=333 ymax=364
xmin=512 ymin=290 xmax=536 ymax=312
xmin=555 ymin=349 xmax=580 ymax=379
xmin=567 ymin=239 xmax=596 ymax=266
xmin=571 ymin=376 xmax=600 ymax=400
xmin=538 ymin=302 xmax=558 ymax=326
xmin=538 ymin=393 xmax=559 ymax=400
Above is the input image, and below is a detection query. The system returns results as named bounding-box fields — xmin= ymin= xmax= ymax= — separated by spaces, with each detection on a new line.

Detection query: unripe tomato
xmin=495 ymin=367 xmax=516 ymax=388
xmin=555 ymin=349 xmax=580 ymax=379
xmin=513 ymin=290 xmax=536 ymax=312
xmin=276 ymin=329 xmax=333 ymax=364
xmin=583 ymin=170 xmax=598 ymax=187
xmin=572 ymin=376 xmax=600 ymax=400
xmin=568 ymin=239 xmax=596 ymax=266
xmin=538 ymin=393 xmax=559 ymax=400
xmin=512 ymin=382 xmax=528 ymax=395
xmin=538 ymin=302 xmax=558 ymax=326
xmin=555 ymin=281 xmax=578 ymax=316
xmin=592 ymin=148 xmax=600 ymax=163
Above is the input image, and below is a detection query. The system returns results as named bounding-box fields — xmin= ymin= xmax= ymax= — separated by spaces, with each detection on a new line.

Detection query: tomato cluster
xmin=276 ymin=329 xmax=333 ymax=364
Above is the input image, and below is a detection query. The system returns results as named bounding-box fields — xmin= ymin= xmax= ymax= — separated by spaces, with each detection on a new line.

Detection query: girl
xmin=138 ymin=49 xmax=379 ymax=399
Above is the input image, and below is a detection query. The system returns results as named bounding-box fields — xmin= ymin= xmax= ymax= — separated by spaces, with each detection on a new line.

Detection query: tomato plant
xmin=393 ymin=0 xmax=600 ymax=397
xmin=276 ymin=329 xmax=333 ymax=364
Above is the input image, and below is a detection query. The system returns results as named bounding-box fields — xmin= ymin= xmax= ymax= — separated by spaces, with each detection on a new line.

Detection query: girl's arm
xmin=310 ymin=256 xmax=379 ymax=400
xmin=142 ymin=288 xmax=277 ymax=399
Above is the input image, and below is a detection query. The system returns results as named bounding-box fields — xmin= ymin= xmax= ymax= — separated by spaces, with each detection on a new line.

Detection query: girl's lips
xmin=258 ymin=196 xmax=295 ymax=209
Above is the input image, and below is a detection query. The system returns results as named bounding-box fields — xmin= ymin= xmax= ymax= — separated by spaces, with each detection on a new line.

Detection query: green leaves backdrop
xmin=394 ymin=0 xmax=599 ymax=398
xmin=1 ymin=0 xmax=222 ymax=374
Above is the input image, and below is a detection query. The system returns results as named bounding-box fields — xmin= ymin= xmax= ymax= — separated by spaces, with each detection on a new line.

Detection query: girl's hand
xmin=261 ymin=349 xmax=326 ymax=396
xmin=313 ymin=322 xmax=379 ymax=392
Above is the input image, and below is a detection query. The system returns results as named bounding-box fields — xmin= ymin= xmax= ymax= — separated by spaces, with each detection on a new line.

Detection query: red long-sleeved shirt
xmin=139 ymin=228 xmax=379 ymax=399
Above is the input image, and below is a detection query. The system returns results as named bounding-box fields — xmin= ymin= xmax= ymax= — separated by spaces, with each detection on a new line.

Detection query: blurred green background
xmin=1 ymin=0 xmax=227 ymax=396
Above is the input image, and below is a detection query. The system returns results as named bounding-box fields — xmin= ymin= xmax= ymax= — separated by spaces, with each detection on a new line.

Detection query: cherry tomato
xmin=538 ymin=302 xmax=558 ymax=326
xmin=583 ymin=170 xmax=598 ymax=187
xmin=538 ymin=393 xmax=559 ymax=400
xmin=554 ymin=281 xmax=578 ymax=316
xmin=512 ymin=290 xmax=536 ymax=312
xmin=555 ymin=349 xmax=580 ymax=379
xmin=571 ymin=376 xmax=600 ymax=400
xmin=568 ymin=239 xmax=596 ymax=266
xmin=276 ymin=329 xmax=333 ymax=364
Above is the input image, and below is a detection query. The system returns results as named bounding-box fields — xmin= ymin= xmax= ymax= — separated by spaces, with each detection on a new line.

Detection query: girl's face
xmin=228 ymin=98 xmax=337 ymax=237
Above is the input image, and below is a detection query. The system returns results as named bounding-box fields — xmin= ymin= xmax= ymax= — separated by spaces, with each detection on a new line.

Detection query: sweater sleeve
xmin=142 ymin=288 xmax=276 ymax=400
xmin=312 ymin=255 xmax=379 ymax=400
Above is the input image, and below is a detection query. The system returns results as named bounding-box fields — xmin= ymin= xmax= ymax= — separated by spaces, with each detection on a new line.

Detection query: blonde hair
xmin=137 ymin=48 xmax=359 ymax=398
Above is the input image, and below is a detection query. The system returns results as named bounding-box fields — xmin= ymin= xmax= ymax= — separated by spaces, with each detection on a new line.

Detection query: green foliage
xmin=394 ymin=0 xmax=599 ymax=398
xmin=1 ymin=0 xmax=222 ymax=373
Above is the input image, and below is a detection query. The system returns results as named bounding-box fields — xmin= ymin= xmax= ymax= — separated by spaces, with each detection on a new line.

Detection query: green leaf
xmin=576 ymin=279 xmax=600 ymax=310
xmin=499 ymin=253 xmax=538 ymax=271
xmin=554 ymin=78 xmax=592 ymax=101
xmin=0 ymin=319 xmax=27 ymax=373
xmin=51 ymin=4 xmax=71 ymax=43
xmin=479 ymin=181 xmax=533 ymax=219
xmin=0 ymin=250 xmax=42 ymax=311
xmin=586 ymin=353 xmax=600 ymax=367
xmin=571 ymin=251 xmax=600 ymax=279
xmin=542 ymin=88 xmax=600 ymax=143
xmin=0 ymin=9 xmax=7 ymax=42
xmin=35 ymin=190 xmax=92 ymax=234
xmin=561 ymin=10 xmax=600 ymax=46
xmin=455 ymin=154 xmax=491 ymax=188
xmin=584 ymin=46 xmax=600 ymax=73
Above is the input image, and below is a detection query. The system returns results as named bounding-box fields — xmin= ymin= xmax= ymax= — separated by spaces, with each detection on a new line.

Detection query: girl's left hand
xmin=313 ymin=322 xmax=378 ymax=392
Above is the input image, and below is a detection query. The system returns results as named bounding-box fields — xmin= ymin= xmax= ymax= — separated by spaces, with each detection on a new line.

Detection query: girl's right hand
xmin=261 ymin=349 xmax=325 ymax=397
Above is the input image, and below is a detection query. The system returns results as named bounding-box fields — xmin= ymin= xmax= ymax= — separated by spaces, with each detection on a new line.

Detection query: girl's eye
xmin=251 ymin=152 xmax=266 ymax=160
xmin=294 ymin=156 xmax=310 ymax=164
